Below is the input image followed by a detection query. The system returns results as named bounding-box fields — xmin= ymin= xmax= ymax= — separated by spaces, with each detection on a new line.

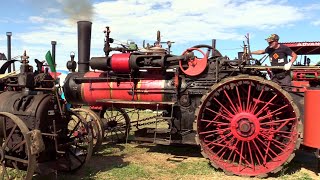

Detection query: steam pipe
xmin=51 ymin=41 xmax=56 ymax=65
xmin=77 ymin=21 xmax=92 ymax=73
xmin=6 ymin=32 xmax=12 ymax=72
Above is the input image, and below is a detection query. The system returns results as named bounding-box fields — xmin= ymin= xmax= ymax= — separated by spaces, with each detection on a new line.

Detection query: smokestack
xmin=6 ymin=32 xmax=12 ymax=72
xmin=51 ymin=41 xmax=56 ymax=65
xmin=77 ymin=21 xmax=92 ymax=73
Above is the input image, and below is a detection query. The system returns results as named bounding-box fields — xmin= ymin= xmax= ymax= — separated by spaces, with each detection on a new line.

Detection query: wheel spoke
xmin=258 ymin=105 xmax=288 ymax=121
xmin=214 ymin=98 xmax=234 ymax=117
xmin=223 ymin=90 xmax=237 ymax=114
xmin=263 ymin=140 xmax=271 ymax=163
xmin=235 ymin=86 xmax=243 ymax=112
xmin=260 ymin=118 xmax=296 ymax=125
xmin=68 ymin=119 xmax=81 ymax=138
xmin=254 ymin=94 xmax=278 ymax=117
xmin=205 ymin=108 xmax=231 ymax=121
xmin=11 ymin=140 xmax=26 ymax=151
xmin=68 ymin=148 xmax=85 ymax=164
xmin=1 ymin=163 xmax=9 ymax=179
xmin=252 ymin=139 xmax=265 ymax=165
xmin=246 ymin=84 xmax=252 ymax=111
xmin=227 ymin=139 xmax=239 ymax=162
xmin=217 ymin=137 xmax=235 ymax=160
xmin=2 ymin=124 xmax=17 ymax=149
xmin=238 ymin=141 xmax=244 ymax=168
xmin=256 ymin=136 xmax=278 ymax=158
xmin=247 ymin=141 xmax=254 ymax=170
xmin=250 ymin=85 xmax=265 ymax=112
xmin=5 ymin=155 xmax=29 ymax=164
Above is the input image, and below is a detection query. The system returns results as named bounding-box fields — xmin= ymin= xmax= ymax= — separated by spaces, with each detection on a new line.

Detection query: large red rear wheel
xmin=195 ymin=75 xmax=301 ymax=177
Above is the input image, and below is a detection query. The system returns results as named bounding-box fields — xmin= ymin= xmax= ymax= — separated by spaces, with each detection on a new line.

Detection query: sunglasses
xmin=268 ymin=41 xmax=274 ymax=44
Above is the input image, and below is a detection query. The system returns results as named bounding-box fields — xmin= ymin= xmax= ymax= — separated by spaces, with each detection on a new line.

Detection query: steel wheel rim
xmin=56 ymin=111 xmax=93 ymax=172
xmin=196 ymin=76 xmax=301 ymax=176
xmin=71 ymin=108 xmax=103 ymax=152
xmin=0 ymin=112 xmax=36 ymax=180
xmin=100 ymin=107 xmax=130 ymax=143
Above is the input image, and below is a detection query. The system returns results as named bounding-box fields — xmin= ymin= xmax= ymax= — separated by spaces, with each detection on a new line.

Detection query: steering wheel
xmin=179 ymin=48 xmax=208 ymax=76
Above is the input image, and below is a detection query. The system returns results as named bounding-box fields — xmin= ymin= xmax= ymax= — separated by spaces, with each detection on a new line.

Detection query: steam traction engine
xmin=63 ymin=21 xmax=320 ymax=177
xmin=0 ymin=48 xmax=95 ymax=178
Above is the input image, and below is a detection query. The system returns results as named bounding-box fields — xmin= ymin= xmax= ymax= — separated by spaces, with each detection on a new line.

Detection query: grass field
xmin=38 ymin=142 xmax=318 ymax=180
xmin=32 ymin=109 xmax=320 ymax=180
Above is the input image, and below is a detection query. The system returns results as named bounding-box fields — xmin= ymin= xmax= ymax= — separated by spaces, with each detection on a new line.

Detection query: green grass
xmin=280 ymin=172 xmax=314 ymax=180
xmin=98 ymin=163 xmax=150 ymax=180
xmin=169 ymin=161 xmax=216 ymax=176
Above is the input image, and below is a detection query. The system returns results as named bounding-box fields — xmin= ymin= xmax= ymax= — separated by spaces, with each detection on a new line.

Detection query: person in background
xmin=251 ymin=34 xmax=297 ymax=86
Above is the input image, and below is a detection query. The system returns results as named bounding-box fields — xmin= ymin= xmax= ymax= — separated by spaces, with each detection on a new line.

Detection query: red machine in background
xmin=63 ymin=21 xmax=320 ymax=177
xmin=280 ymin=41 xmax=320 ymax=152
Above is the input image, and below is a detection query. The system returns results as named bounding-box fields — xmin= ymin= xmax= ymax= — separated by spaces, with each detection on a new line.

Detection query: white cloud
xmin=312 ymin=20 xmax=320 ymax=26
xmin=29 ymin=16 xmax=46 ymax=23
xmin=92 ymin=0 xmax=304 ymax=43
xmin=45 ymin=8 xmax=60 ymax=15
xmin=5 ymin=0 xmax=311 ymax=67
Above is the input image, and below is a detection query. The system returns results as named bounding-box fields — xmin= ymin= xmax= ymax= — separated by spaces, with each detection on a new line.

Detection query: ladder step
xmin=154 ymin=139 xmax=171 ymax=145
xmin=155 ymin=117 xmax=172 ymax=120
xmin=148 ymin=128 xmax=171 ymax=133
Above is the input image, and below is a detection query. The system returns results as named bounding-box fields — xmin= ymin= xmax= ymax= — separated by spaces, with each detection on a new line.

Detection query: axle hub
xmin=238 ymin=119 xmax=252 ymax=133
xmin=230 ymin=112 xmax=260 ymax=141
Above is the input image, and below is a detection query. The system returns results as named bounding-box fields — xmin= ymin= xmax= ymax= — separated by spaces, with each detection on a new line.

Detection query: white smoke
xmin=59 ymin=0 xmax=94 ymax=23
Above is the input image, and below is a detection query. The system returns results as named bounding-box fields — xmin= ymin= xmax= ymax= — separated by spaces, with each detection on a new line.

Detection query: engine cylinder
xmin=303 ymin=89 xmax=320 ymax=148
xmin=110 ymin=53 xmax=131 ymax=73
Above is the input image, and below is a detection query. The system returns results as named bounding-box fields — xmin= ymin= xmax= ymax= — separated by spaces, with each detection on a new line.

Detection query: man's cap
xmin=265 ymin=34 xmax=279 ymax=42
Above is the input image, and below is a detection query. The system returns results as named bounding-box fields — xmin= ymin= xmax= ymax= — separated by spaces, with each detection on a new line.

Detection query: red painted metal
xmin=110 ymin=53 xmax=130 ymax=73
xmin=280 ymin=42 xmax=320 ymax=55
xmin=303 ymin=89 xmax=320 ymax=148
xmin=82 ymin=71 xmax=165 ymax=104
xmin=196 ymin=77 xmax=300 ymax=176
xmin=292 ymin=70 xmax=320 ymax=81
xmin=179 ymin=48 xmax=208 ymax=76
xmin=290 ymin=81 xmax=309 ymax=92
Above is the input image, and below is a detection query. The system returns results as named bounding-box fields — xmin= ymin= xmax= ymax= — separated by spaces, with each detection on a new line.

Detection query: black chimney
xmin=77 ymin=21 xmax=92 ymax=73
xmin=51 ymin=41 xmax=56 ymax=65
xmin=6 ymin=32 xmax=12 ymax=72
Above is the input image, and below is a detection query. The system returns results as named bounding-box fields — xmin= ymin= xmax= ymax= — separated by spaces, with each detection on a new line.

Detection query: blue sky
xmin=1 ymin=0 xmax=320 ymax=69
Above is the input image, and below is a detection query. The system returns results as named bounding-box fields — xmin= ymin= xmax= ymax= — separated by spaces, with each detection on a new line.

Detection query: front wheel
xmin=195 ymin=75 xmax=301 ymax=177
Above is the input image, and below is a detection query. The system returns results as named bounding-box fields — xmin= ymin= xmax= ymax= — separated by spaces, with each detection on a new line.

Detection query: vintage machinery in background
xmin=61 ymin=20 xmax=320 ymax=177
xmin=3 ymin=19 xmax=320 ymax=179
xmin=0 ymin=37 xmax=96 ymax=179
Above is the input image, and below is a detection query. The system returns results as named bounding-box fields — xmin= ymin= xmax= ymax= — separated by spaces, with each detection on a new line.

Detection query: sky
xmin=0 ymin=0 xmax=320 ymax=70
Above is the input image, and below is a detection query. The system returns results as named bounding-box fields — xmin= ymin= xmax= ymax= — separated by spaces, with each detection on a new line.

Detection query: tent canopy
xmin=280 ymin=42 xmax=320 ymax=55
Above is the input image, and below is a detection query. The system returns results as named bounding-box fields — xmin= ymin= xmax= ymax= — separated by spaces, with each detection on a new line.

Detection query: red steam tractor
xmin=61 ymin=21 xmax=320 ymax=177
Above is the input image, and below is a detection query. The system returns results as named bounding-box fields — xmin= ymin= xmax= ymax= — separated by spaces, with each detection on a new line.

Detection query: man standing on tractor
xmin=251 ymin=34 xmax=297 ymax=86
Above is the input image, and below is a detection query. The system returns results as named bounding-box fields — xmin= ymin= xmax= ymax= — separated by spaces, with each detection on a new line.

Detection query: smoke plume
xmin=60 ymin=0 xmax=93 ymax=23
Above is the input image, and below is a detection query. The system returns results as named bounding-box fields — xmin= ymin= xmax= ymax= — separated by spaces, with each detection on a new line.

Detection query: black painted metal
xmin=77 ymin=21 xmax=92 ymax=73
xmin=6 ymin=32 xmax=12 ymax=72
xmin=51 ymin=41 xmax=56 ymax=65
